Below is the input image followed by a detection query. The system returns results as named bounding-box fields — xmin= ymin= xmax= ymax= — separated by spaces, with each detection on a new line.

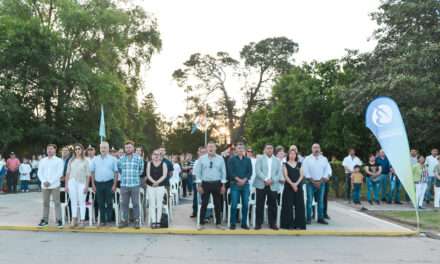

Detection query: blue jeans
xmin=389 ymin=175 xmax=401 ymax=202
xmin=306 ymin=182 xmax=325 ymax=221
xmin=366 ymin=177 xmax=380 ymax=202
xmin=230 ymin=183 xmax=250 ymax=226
xmin=20 ymin=180 xmax=29 ymax=191
xmin=380 ymin=173 xmax=390 ymax=201
xmin=352 ymin=183 xmax=362 ymax=203
xmin=425 ymin=176 xmax=435 ymax=201
xmin=0 ymin=173 xmax=4 ymax=191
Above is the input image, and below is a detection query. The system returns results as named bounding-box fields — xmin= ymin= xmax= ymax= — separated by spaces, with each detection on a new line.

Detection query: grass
xmin=373 ymin=210 xmax=440 ymax=232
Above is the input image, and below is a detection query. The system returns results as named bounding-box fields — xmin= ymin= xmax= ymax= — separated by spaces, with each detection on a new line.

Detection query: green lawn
xmin=375 ymin=211 xmax=440 ymax=232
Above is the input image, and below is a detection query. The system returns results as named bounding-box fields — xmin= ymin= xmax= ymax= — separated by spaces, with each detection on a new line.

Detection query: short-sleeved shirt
xmin=351 ymin=172 xmax=363 ymax=184
xmin=118 ymin=154 xmax=144 ymax=187
xmin=91 ymin=154 xmax=118 ymax=182
xmin=6 ymin=158 xmax=20 ymax=172
xmin=376 ymin=156 xmax=391 ymax=174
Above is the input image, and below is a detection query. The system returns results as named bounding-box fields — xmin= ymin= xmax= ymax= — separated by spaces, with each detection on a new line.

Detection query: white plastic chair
xmin=169 ymin=181 xmax=179 ymax=206
xmin=197 ymin=193 xmax=216 ymax=229
xmin=276 ymin=190 xmax=283 ymax=227
xmin=85 ymin=188 xmax=95 ymax=226
xmin=113 ymin=188 xmax=120 ymax=226
xmin=59 ymin=187 xmax=70 ymax=225
xmin=248 ymin=188 xmax=257 ymax=228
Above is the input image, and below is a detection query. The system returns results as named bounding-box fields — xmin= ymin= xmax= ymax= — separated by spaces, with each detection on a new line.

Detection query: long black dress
xmin=280 ymin=162 xmax=306 ymax=230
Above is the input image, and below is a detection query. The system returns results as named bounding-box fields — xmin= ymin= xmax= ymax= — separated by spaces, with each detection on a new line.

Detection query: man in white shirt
xmin=425 ymin=148 xmax=439 ymax=203
xmin=342 ymin=148 xmax=363 ymax=201
xmin=302 ymin=143 xmax=332 ymax=225
xmin=37 ymin=144 xmax=64 ymax=228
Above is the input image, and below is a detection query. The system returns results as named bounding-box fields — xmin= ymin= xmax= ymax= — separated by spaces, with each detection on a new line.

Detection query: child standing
xmin=19 ymin=158 xmax=32 ymax=192
xmin=351 ymin=165 xmax=364 ymax=204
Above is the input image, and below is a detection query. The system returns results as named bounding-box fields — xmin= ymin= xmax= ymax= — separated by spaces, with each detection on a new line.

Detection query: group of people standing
xmin=192 ymin=141 xmax=332 ymax=231
xmin=5 ymin=140 xmax=438 ymax=231
xmin=0 ymin=153 xmax=41 ymax=193
xmin=35 ymin=141 xmax=177 ymax=229
xmin=341 ymin=148 xmax=440 ymax=209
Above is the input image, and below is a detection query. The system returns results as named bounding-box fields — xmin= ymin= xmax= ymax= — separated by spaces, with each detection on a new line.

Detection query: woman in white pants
xmin=65 ymin=144 xmax=91 ymax=228
xmin=145 ymin=150 xmax=168 ymax=228
xmin=412 ymin=156 xmax=429 ymax=209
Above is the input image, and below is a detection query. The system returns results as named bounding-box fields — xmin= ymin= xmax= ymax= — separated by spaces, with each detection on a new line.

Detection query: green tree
xmin=246 ymin=61 xmax=372 ymax=158
xmin=344 ymin=0 xmax=440 ymax=152
xmin=173 ymin=37 xmax=298 ymax=143
xmin=0 ymin=0 xmax=161 ymax=153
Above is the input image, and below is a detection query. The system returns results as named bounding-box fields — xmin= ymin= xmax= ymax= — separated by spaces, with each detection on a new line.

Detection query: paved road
xmin=0 ymin=231 xmax=439 ymax=264
xmin=0 ymin=192 xmax=411 ymax=232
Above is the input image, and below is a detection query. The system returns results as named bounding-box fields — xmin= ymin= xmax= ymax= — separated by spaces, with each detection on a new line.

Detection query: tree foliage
xmin=0 ymin=0 xmax=162 ymax=154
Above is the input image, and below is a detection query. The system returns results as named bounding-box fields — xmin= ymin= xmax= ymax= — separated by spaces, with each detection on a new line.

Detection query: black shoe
xmin=306 ymin=219 xmax=312 ymax=225
xmin=270 ymin=225 xmax=279 ymax=231
xmin=230 ymin=225 xmax=236 ymax=230
xmin=375 ymin=200 xmax=380 ymax=205
xmin=324 ymin=215 xmax=331 ymax=220
xmin=254 ymin=225 xmax=262 ymax=230
xmin=190 ymin=214 xmax=196 ymax=218
xmin=387 ymin=200 xmax=392 ymax=204
xmin=368 ymin=200 xmax=373 ymax=205
xmin=394 ymin=201 xmax=402 ymax=205
xmin=57 ymin=220 xmax=64 ymax=229
xmin=38 ymin=219 xmax=48 ymax=227
xmin=317 ymin=219 xmax=328 ymax=225
xmin=241 ymin=225 xmax=250 ymax=230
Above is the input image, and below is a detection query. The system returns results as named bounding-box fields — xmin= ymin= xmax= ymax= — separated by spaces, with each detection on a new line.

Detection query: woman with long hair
xmin=280 ymin=149 xmax=306 ymax=230
xmin=65 ymin=143 xmax=91 ymax=228
xmin=145 ymin=149 xmax=168 ymax=228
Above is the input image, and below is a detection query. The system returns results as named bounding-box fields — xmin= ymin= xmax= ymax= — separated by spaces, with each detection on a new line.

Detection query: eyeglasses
xmin=247 ymin=150 xmax=253 ymax=153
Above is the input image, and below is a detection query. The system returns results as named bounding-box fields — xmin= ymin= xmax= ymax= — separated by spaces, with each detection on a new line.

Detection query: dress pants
xmin=256 ymin=185 xmax=278 ymax=227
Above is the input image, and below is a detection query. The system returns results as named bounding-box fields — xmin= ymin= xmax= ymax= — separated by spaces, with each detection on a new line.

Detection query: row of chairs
xmin=58 ymin=187 xmax=173 ymax=227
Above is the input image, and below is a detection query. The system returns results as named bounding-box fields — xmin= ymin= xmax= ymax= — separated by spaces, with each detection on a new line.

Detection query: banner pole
xmin=415 ymin=206 xmax=420 ymax=233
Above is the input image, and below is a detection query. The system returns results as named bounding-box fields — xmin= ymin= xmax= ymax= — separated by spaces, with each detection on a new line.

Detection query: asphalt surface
xmin=0 ymin=231 xmax=439 ymax=264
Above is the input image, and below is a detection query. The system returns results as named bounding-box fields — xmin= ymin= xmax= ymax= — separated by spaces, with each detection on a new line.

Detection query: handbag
xmin=160 ymin=212 xmax=168 ymax=228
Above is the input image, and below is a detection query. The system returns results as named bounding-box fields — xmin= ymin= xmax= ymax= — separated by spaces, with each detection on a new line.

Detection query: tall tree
xmin=344 ymin=0 xmax=440 ymax=151
xmin=172 ymin=37 xmax=298 ymax=143
xmin=0 ymin=0 xmax=161 ymax=153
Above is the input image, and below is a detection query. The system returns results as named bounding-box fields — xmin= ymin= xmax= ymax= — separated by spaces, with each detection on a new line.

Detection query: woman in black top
xmin=145 ymin=150 xmax=168 ymax=228
xmin=280 ymin=149 xmax=306 ymax=230
xmin=364 ymin=154 xmax=382 ymax=205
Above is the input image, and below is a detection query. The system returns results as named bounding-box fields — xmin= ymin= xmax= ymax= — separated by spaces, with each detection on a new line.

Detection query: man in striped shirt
xmin=117 ymin=140 xmax=144 ymax=229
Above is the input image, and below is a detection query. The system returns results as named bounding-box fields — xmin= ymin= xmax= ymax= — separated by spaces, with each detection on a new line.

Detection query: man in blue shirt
xmin=118 ymin=140 xmax=144 ymax=229
xmin=227 ymin=143 xmax=252 ymax=230
xmin=194 ymin=142 xmax=227 ymax=229
xmin=91 ymin=141 xmax=119 ymax=227
xmin=375 ymin=149 xmax=393 ymax=203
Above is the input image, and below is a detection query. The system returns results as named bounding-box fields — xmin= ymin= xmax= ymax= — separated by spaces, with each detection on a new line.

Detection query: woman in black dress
xmin=280 ymin=149 xmax=306 ymax=230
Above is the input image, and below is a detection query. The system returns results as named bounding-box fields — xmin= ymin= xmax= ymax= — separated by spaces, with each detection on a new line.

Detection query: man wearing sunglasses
xmin=194 ymin=142 xmax=227 ymax=230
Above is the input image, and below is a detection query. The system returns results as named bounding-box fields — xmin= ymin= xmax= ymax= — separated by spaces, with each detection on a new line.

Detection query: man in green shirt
xmin=228 ymin=143 xmax=252 ymax=230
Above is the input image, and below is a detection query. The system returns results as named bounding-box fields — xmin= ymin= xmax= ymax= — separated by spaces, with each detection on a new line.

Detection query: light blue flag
xmin=365 ymin=97 xmax=416 ymax=208
xmin=99 ymin=105 xmax=106 ymax=141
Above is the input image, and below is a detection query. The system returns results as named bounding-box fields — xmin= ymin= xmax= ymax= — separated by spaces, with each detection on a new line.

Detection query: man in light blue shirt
xmin=91 ymin=141 xmax=118 ymax=226
xmin=302 ymin=143 xmax=331 ymax=225
xmin=194 ymin=142 xmax=227 ymax=229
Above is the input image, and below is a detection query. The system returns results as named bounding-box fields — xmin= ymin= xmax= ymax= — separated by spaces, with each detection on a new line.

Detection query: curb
xmin=0 ymin=226 xmax=418 ymax=237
